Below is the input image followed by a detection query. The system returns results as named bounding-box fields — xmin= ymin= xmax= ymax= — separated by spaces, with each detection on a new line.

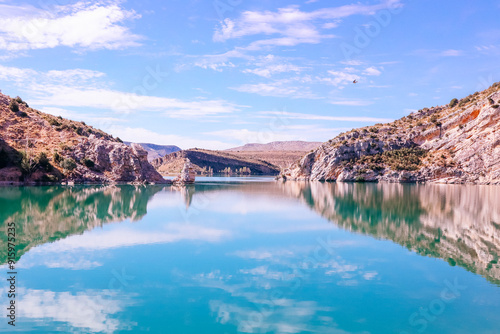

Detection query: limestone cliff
xmin=0 ymin=92 xmax=167 ymax=185
xmin=280 ymin=83 xmax=500 ymax=184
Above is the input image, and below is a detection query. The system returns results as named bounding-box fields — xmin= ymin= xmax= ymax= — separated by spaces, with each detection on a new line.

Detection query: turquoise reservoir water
xmin=0 ymin=178 xmax=499 ymax=333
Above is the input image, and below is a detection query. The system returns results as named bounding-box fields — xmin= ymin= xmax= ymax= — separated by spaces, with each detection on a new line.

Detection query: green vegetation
xmin=19 ymin=150 xmax=37 ymax=175
xmin=449 ymin=98 xmax=458 ymax=108
xmin=60 ymin=158 xmax=77 ymax=171
xmin=39 ymin=174 xmax=58 ymax=183
xmin=9 ymin=100 xmax=19 ymax=112
xmin=37 ymin=152 xmax=49 ymax=169
xmin=48 ymin=118 xmax=61 ymax=126
xmin=353 ymin=147 xmax=428 ymax=172
xmin=53 ymin=152 xmax=62 ymax=163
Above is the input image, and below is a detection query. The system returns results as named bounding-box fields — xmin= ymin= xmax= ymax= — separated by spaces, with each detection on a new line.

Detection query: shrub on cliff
xmin=9 ymin=100 xmax=19 ymax=112
xmin=37 ymin=152 xmax=49 ymax=168
xmin=53 ymin=152 xmax=62 ymax=163
xmin=19 ymin=150 xmax=37 ymax=175
xmin=60 ymin=158 xmax=77 ymax=171
xmin=449 ymin=98 xmax=458 ymax=108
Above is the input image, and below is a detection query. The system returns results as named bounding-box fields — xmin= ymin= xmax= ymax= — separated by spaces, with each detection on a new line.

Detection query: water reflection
xmin=1 ymin=182 xmax=499 ymax=283
xmin=280 ymin=182 xmax=500 ymax=285
xmin=0 ymin=181 xmax=499 ymax=333
xmin=0 ymin=185 xmax=165 ymax=264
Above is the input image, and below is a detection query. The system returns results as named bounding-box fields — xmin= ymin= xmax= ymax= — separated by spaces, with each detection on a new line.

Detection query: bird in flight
xmin=353 ymin=80 xmax=358 ymax=84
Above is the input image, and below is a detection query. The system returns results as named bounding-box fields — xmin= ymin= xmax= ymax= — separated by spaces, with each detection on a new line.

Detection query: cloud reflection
xmin=18 ymin=289 xmax=135 ymax=333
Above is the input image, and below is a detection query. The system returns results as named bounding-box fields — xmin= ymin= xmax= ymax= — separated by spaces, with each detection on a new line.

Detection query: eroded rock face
xmin=0 ymin=92 xmax=168 ymax=185
xmin=280 ymin=84 xmax=500 ymax=184
xmin=173 ymin=159 xmax=196 ymax=184
xmin=70 ymin=136 xmax=168 ymax=184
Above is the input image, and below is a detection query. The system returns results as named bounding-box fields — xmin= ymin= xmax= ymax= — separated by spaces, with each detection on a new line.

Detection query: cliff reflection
xmin=279 ymin=182 xmax=500 ymax=285
xmin=0 ymin=185 xmax=165 ymax=264
xmin=1 ymin=181 xmax=499 ymax=285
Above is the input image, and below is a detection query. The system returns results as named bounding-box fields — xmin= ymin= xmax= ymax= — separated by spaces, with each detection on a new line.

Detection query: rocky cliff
xmin=280 ymin=83 xmax=500 ymax=184
xmin=0 ymin=92 xmax=166 ymax=185
xmin=152 ymin=148 xmax=280 ymax=175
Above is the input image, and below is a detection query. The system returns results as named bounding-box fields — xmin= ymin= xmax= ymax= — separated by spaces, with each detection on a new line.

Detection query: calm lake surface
xmin=1 ymin=177 xmax=500 ymax=333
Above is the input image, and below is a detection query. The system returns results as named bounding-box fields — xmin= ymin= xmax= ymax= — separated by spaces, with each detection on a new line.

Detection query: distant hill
xmin=0 ymin=92 xmax=166 ymax=185
xmin=281 ymin=82 xmax=500 ymax=184
xmin=124 ymin=142 xmax=181 ymax=161
xmin=226 ymin=141 xmax=322 ymax=152
xmin=151 ymin=148 xmax=280 ymax=175
xmin=224 ymin=141 xmax=322 ymax=169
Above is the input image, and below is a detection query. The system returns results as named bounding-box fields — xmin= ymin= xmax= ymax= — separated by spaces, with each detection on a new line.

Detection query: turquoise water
xmin=1 ymin=178 xmax=499 ymax=333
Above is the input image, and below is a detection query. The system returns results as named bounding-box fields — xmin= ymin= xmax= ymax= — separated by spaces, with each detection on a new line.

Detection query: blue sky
xmin=0 ymin=0 xmax=499 ymax=149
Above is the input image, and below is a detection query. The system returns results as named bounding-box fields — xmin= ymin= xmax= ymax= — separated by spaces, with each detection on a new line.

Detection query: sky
xmin=0 ymin=0 xmax=499 ymax=149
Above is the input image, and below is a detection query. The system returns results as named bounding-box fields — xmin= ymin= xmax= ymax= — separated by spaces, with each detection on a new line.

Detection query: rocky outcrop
xmin=152 ymin=148 xmax=280 ymax=175
xmin=280 ymin=83 xmax=500 ymax=184
xmin=69 ymin=138 xmax=168 ymax=184
xmin=173 ymin=159 xmax=196 ymax=184
xmin=0 ymin=92 xmax=167 ymax=185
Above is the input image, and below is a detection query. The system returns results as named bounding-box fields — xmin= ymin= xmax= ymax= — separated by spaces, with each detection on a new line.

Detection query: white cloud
xmin=213 ymin=1 xmax=403 ymax=50
xmin=31 ymin=85 xmax=240 ymax=117
xmin=204 ymin=128 xmax=299 ymax=143
xmin=108 ymin=126 xmax=233 ymax=150
xmin=340 ymin=60 xmax=363 ymax=66
xmin=320 ymin=70 xmax=360 ymax=86
xmin=363 ymin=67 xmax=382 ymax=76
xmin=231 ymin=80 xmax=319 ymax=99
xmin=0 ymin=1 xmax=142 ymax=52
xmin=0 ymin=64 xmax=104 ymax=84
xmin=329 ymin=100 xmax=373 ymax=106
xmin=439 ymin=49 xmax=463 ymax=57
xmin=204 ymin=124 xmax=349 ymax=144
xmin=258 ymin=111 xmax=392 ymax=123
xmin=0 ymin=64 xmax=241 ymax=118
xmin=243 ymin=63 xmax=303 ymax=78
xmin=190 ymin=49 xmax=250 ymax=71
xmin=411 ymin=49 xmax=464 ymax=58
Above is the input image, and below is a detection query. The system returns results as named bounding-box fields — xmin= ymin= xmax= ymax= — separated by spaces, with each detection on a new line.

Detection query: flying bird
xmin=353 ymin=80 xmax=358 ymax=84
